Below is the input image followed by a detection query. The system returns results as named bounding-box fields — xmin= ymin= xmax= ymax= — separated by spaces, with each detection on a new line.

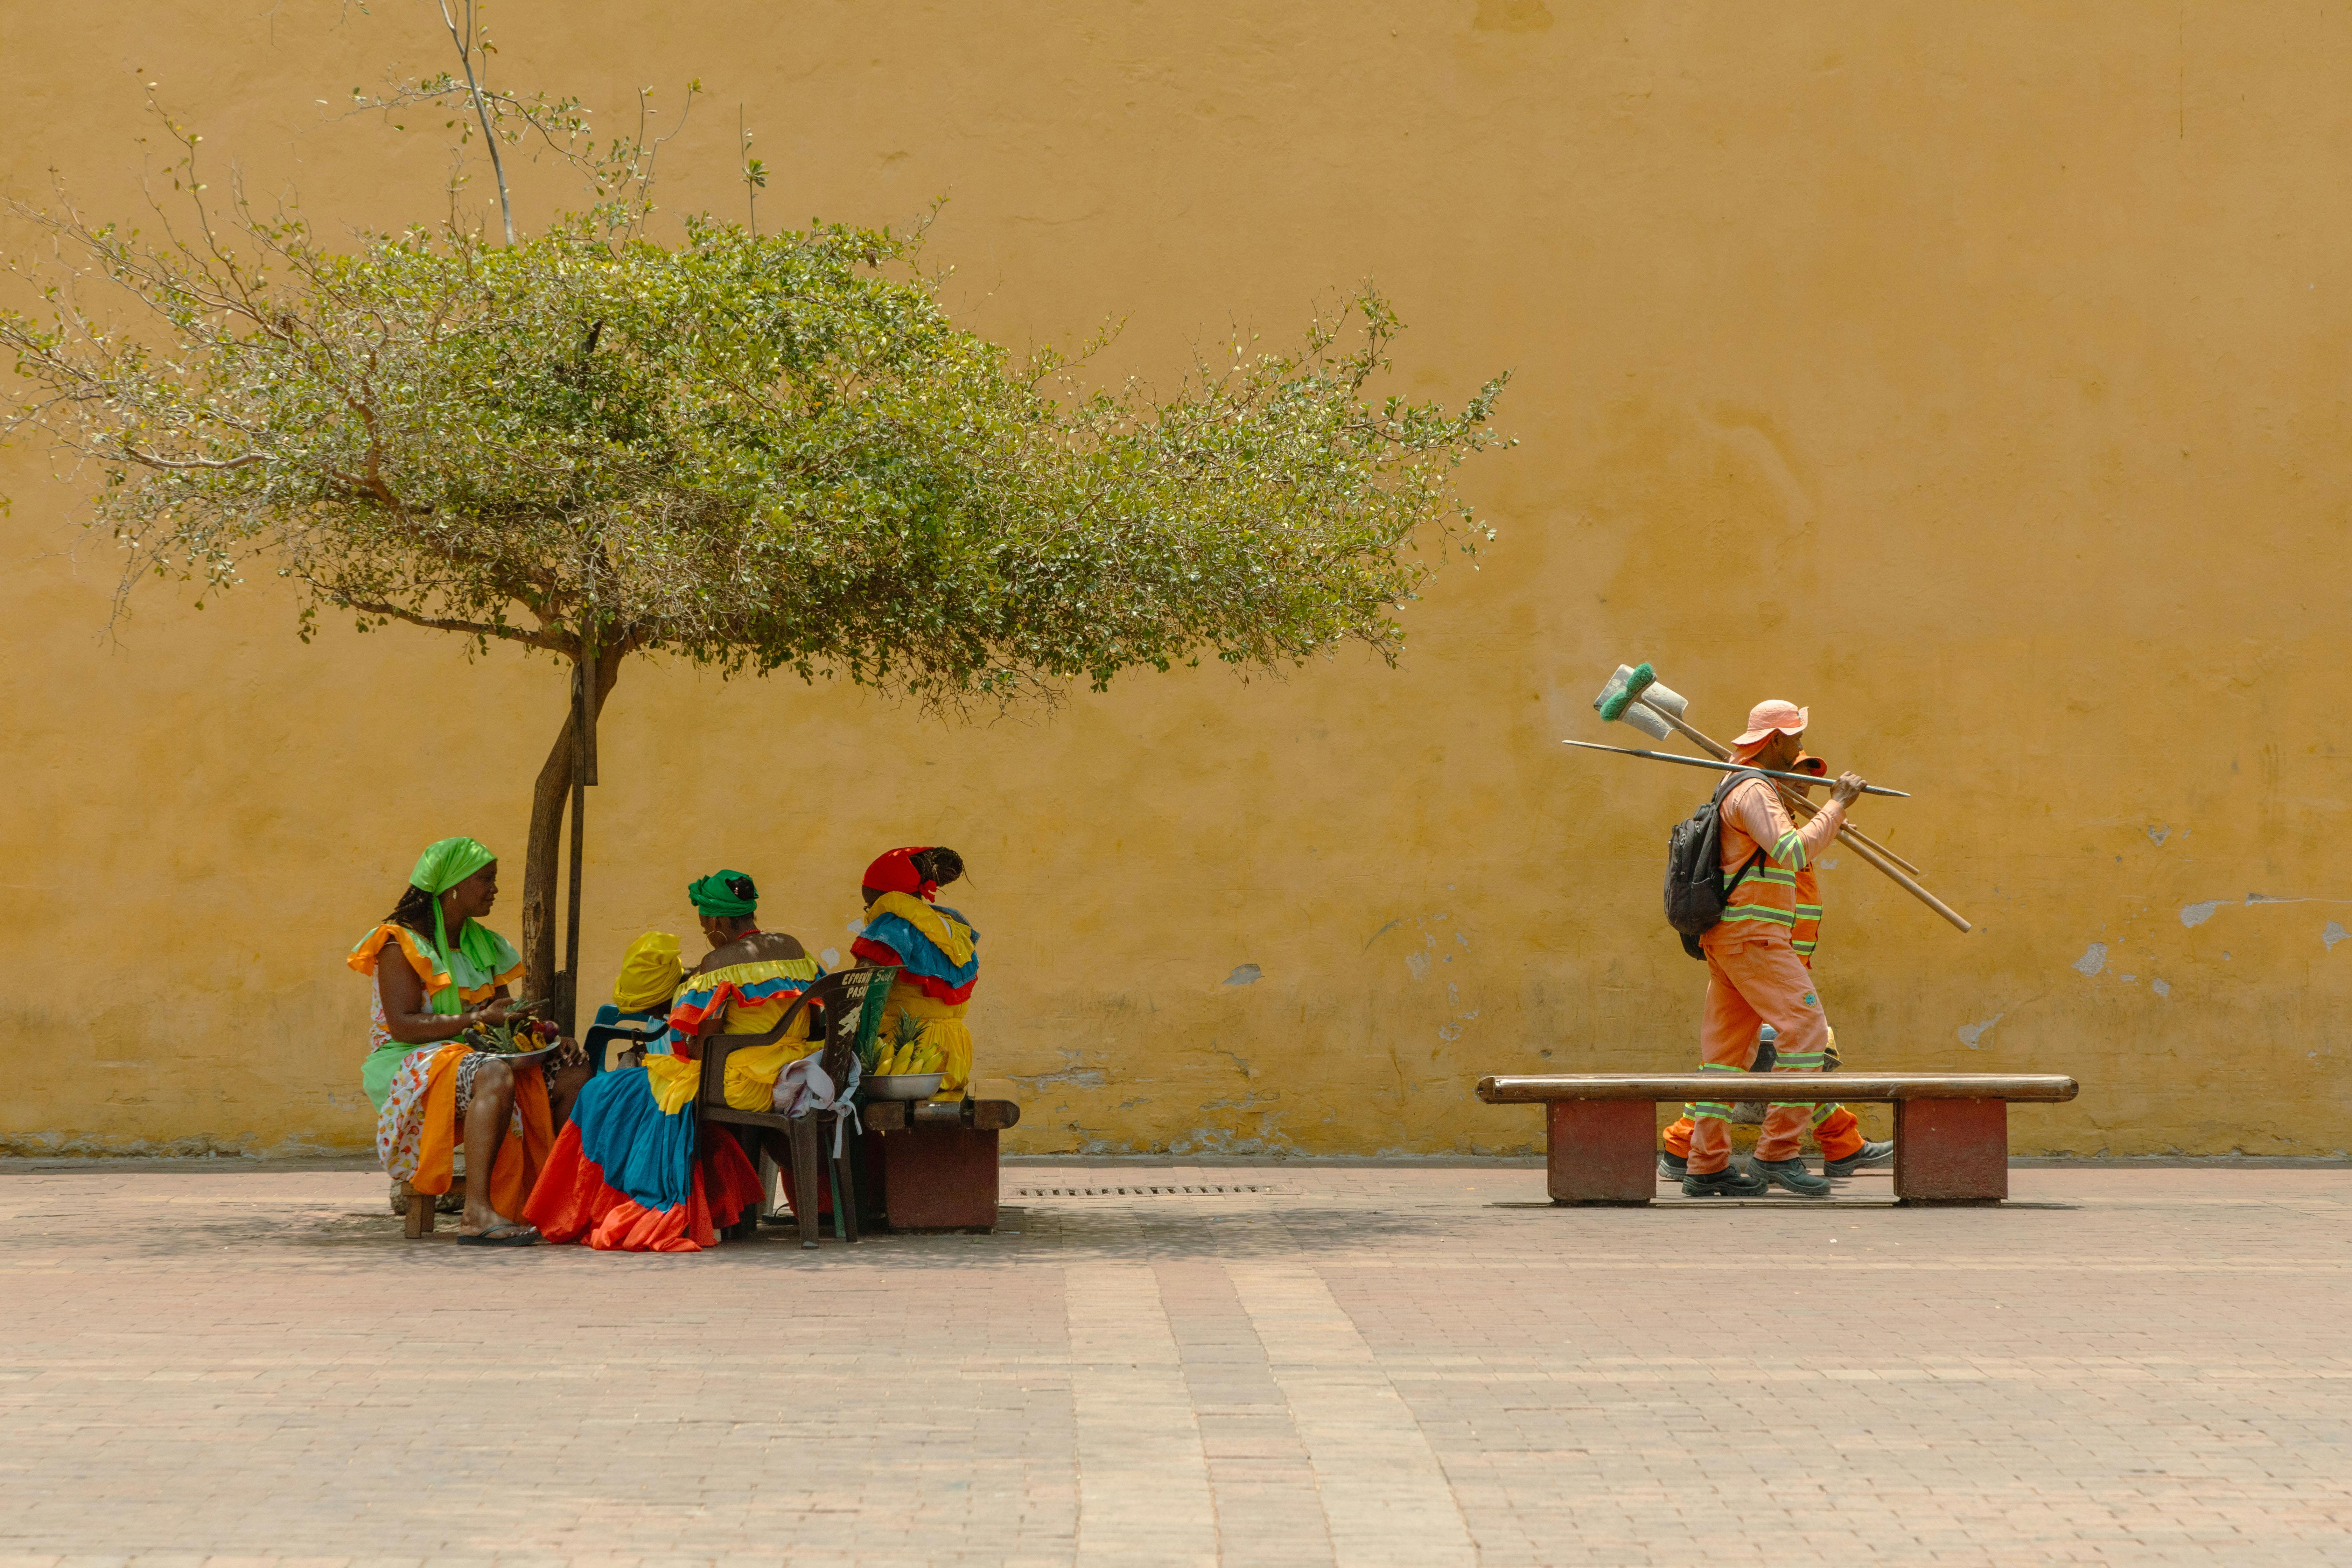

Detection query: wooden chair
xmin=684 ymin=964 xmax=900 ymax=1248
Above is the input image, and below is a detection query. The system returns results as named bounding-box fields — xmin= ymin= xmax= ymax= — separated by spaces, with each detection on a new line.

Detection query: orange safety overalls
xmin=1680 ymin=777 xmax=1847 ymax=1177
xmin=1663 ymin=860 xmax=1865 ymax=1164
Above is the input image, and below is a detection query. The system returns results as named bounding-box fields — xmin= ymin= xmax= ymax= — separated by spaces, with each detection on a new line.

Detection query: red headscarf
xmin=862 ymin=846 xmax=937 ymax=902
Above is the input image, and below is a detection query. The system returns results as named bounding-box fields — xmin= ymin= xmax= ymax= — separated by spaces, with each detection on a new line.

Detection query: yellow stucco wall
xmin=4 ymin=2 xmax=2346 ymax=1158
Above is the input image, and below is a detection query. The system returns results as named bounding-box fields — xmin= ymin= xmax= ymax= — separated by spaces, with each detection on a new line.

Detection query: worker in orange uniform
xmin=1679 ymin=701 xmax=1874 ymax=1198
xmin=1658 ymin=755 xmax=1893 ymax=1183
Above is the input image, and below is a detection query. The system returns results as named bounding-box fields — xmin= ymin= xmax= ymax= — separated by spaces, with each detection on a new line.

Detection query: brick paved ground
xmin=1 ymin=1160 xmax=2347 ymax=1567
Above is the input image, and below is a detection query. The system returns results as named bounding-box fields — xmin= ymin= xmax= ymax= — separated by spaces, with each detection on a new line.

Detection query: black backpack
xmin=1663 ymin=770 xmax=1769 ymax=959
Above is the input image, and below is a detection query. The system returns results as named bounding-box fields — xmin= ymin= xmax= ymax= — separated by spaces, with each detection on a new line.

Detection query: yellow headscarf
xmin=614 ymin=931 xmax=685 ymax=1013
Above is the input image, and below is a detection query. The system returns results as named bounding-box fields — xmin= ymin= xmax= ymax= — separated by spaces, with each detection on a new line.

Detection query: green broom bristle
xmin=1597 ymin=661 xmax=1653 ymax=722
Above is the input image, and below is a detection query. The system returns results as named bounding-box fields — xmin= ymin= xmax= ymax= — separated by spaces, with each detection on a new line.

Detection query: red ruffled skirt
xmin=524 ymin=1085 xmax=765 ymax=1254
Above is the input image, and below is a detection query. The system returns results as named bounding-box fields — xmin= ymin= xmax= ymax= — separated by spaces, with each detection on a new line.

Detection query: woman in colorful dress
xmin=346 ymin=837 xmax=588 ymax=1246
xmin=852 ymin=847 xmax=981 ymax=1099
xmin=525 ymin=870 xmax=827 ymax=1252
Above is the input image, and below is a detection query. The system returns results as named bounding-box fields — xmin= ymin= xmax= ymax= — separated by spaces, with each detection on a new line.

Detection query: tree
xmin=0 ymin=22 xmax=1510 ymax=1027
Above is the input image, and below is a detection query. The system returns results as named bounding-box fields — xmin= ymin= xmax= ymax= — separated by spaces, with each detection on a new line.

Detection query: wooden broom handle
xmin=1824 ymin=824 xmax=1972 ymax=932
xmin=1640 ymin=700 xmax=1970 ymax=933
xmin=1785 ymin=786 xmax=1924 ymax=878
xmin=1640 ymin=700 xmax=1923 ymax=874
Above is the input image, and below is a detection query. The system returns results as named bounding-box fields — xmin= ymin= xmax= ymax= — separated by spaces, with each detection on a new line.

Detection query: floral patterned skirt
xmin=374 ymin=1044 xmax=530 ymax=1185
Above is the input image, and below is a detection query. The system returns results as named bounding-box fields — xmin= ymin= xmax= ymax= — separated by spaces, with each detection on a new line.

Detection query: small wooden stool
xmin=397 ymin=1153 xmax=467 ymax=1239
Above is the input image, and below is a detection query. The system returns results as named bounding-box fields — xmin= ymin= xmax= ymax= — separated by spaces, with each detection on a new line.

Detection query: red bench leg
xmin=1546 ymin=1100 xmax=1655 ymax=1205
xmin=1894 ymin=1098 xmax=2008 ymax=1204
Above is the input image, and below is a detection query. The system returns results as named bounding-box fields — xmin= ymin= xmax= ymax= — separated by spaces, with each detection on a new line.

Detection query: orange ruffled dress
xmin=347 ymin=923 xmax=552 ymax=1214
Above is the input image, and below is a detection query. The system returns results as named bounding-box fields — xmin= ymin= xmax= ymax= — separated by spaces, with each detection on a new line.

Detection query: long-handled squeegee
xmin=1561 ymin=738 xmax=1912 ymax=797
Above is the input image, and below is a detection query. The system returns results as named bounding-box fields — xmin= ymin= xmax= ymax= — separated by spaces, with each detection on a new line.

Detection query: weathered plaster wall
xmin=3 ymin=2 xmax=2346 ymax=1157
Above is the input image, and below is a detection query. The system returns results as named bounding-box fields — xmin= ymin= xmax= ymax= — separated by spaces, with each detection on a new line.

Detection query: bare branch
xmin=326 ymin=589 xmax=571 ymax=652
xmin=122 ymin=446 xmax=266 ymax=471
xmin=434 ymin=0 xmax=514 ymax=244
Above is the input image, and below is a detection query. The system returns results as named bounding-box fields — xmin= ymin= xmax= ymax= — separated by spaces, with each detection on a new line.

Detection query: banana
xmin=875 ymin=1036 xmax=944 ymax=1078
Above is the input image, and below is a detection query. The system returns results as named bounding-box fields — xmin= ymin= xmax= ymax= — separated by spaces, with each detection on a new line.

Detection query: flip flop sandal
xmin=456 ymin=1223 xmax=541 ymax=1247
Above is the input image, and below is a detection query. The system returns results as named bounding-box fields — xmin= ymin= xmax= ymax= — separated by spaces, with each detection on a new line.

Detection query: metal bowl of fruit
xmin=864 ymin=1072 xmax=946 ymax=1101
xmin=461 ymin=1003 xmax=565 ymax=1066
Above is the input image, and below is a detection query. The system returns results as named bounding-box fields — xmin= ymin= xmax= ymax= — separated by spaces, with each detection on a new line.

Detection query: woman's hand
xmin=446 ymin=1000 xmax=506 ymax=1037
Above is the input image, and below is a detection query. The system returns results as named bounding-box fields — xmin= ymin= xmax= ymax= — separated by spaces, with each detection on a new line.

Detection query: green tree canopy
xmin=2 ymin=85 xmax=1508 ymax=1017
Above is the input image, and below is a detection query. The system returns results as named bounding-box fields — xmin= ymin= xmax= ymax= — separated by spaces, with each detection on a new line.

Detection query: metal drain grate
xmin=1012 ymin=1184 xmax=1277 ymax=1198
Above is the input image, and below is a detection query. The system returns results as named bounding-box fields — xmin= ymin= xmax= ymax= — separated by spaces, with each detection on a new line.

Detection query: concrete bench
xmin=1475 ymin=1073 xmax=2080 ymax=1205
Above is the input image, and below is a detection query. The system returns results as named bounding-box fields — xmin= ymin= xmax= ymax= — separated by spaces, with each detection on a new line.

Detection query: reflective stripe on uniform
xmin=1691 ymin=1062 xmax=1745 ymax=1121
xmin=1723 ymin=806 xmax=1803 ymax=930
xmin=1791 ymin=865 xmax=1822 ymax=966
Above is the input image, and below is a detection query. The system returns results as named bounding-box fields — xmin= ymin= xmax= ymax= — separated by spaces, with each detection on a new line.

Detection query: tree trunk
xmin=521 ymin=642 xmax=629 ymax=1021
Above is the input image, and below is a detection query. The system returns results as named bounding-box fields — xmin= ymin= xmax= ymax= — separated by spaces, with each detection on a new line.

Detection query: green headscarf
xmin=410 ymin=836 xmax=503 ymax=1016
xmin=687 ymin=869 xmax=758 ymax=919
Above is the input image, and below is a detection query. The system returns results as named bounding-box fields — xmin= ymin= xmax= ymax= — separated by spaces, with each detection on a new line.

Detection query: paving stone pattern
xmin=1 ymin=1162 xmax=2347 ymax=1566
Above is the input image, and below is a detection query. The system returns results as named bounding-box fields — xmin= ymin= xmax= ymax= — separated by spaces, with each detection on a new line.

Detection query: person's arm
xmin=375 ymin=941 xmax=506 ymax=1045
xmin=1728 ymin=777 xmax=1847 ymax=871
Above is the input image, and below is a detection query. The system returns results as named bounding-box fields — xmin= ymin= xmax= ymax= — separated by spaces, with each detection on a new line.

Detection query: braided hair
xmin=910 ymin=847 xmax=965 ymax=889
xmin=386 ymin=881 xmax=438 ymax=937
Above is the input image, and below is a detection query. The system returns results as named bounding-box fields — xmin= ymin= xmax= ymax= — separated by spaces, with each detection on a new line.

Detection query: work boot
xmin=1680 ymin=1164 xmax=1768 ymax=1198
xmin=1824 ymin=1139 xmax=1895 ymax=1177
xmin=1751 ymin=1156 xmax=1833 ymax=1197
xmin=1657 ymin=1149 xmax=1688 ymax=1178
